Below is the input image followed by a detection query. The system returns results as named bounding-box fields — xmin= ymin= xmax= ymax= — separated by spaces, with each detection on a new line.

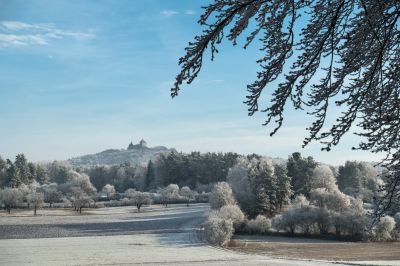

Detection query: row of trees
xmin=202 ymin=153 xmax=398 ymax=245
xmin=0 ymin=154 xmax=47 ymax=188
xmin=204 ymin=181 xmax=400 ymax=246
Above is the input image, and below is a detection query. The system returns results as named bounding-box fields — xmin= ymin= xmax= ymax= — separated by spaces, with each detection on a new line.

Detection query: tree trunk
xmin=34 ymin=205 xmax=37 ymax=216
xmin=50 ymin=202 xmax=53 ymax=208
xmin=7 ymin=207 xmax=10 ymax=214
xmin=137 ymin=205 xmax=141 ymax=213
xmin=79 ymin=207 xmax=82 ymax=214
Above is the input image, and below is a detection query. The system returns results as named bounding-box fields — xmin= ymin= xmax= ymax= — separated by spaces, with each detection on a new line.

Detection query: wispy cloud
xmin=160 ymin=10 xmax=179 ymax=17
xmin=185 ymin=10 xmax=195 ymax=15
xmin=0 ymin=21 xmax=94 ymax=47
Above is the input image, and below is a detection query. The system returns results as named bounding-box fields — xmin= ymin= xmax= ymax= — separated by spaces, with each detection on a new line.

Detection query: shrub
xmin=280 ymin=208 xmax=298 ymax=235
xmin=204 ymin=215 xmax=234 ymax=246
xmin=246 ymin=215 xmax=271 ymax=234
xmin=209 ymin=182 xmax=235 ymax=209
xmin=218 ymin=205 xmax=245 ymax=230
xmin=272 ymin=214 xmax=283 ymax=232
xmin=371 ymin=216 xmax=396 ymax=241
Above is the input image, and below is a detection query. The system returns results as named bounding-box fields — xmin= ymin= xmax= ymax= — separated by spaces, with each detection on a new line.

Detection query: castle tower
xmin=139 ymin=139 xmax=147 ymax=148
xmin=127 ymin=141 xmax=134 ymax=150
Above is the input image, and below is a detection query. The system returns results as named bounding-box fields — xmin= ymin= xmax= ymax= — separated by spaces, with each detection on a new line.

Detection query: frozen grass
xmin=229 ymin=235 xmax=400 ymax=262
xmin=0 ymin=204 xmax=397 ymax=265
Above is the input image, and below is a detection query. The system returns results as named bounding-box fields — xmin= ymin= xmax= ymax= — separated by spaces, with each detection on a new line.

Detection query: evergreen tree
xmin=0 ymin=156 xmax=6 ymax=187
xmin=287 ymin=152 xmax=317 ymax=197
xmin=274 ymin=163 xmax=292 ymax=211
xmin=28 ymin=162 xmax=37 ymax=183
xmin=6 ymin=159 xmax=21 ymax=188
xmin=145 ymin=160 xmax=156 ymax=190
xmin=35 ymin=165 xmax=48 ymax=184
xmin=249 ymin=159 xmax=278 ymax=216
xmin=15 ymin=154 xmax=30 ymax=184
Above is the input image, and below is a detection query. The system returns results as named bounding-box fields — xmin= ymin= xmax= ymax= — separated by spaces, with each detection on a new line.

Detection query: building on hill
xmin=127 ymin=139 xmax=148 ymax=150
xmin=139 ymin=139 xmax=147 ymax=148
xmin=127 ymin=141 xmax=135 ymax=150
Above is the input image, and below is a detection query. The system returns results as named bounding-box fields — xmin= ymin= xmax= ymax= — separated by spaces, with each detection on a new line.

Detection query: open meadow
xmin=0 ymin=203 xmax=398 ymax=265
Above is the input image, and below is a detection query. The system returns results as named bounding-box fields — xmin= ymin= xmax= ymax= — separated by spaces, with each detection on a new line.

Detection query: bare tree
xmin=102 ymin=184 xmax=116 ymax=200
xmin=159 ymin=184 xmax=180 ymax=207
xmin=125 ymin=189 xmax=151 ymax=213
xmin=0 ymin=188 xmax=23 ymax=214
xmin=172 ymin=0 xmax=400 ymax=217
xmin=71 ymin=188 xmax=92 ymax=214
xmin=39 ymin=183 xmax=62 ymax=208
xmin=180 ymin=186 xmax=194 ymax=207
xmin=27 ymin=192 xmax=44 ymax=216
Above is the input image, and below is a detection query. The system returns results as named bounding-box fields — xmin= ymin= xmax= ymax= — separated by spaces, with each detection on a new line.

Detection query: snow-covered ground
xmin=0 ymin=204 xmax=398 ymax=265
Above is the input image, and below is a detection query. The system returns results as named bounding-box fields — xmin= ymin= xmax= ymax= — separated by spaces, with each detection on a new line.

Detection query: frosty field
xmin=0 ymin=204 xmax=398 ymax=265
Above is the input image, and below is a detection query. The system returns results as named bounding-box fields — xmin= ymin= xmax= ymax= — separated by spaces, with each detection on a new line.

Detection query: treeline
xmin=0 ymin=154 xmax=47 ymax=187
xmin=81 ymin=152 xmax=239 ymax=192
xmin=1 ymin=151 xmax=396 ymax=218
xmin=204 ymin=154 xmax=399 ymax=245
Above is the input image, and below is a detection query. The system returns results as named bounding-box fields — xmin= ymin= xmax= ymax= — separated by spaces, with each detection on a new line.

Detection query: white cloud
xmin=185 ymin=10 xmax=195 ymax=15
xmin=160 ymin=10 xmax=178 ymax=17
xmin=0 ymin=21 xmax=94 ymax=48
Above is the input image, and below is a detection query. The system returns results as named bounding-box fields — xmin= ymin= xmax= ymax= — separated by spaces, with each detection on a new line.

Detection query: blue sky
xmin=0 ymin=0 xmax=381 ymax=165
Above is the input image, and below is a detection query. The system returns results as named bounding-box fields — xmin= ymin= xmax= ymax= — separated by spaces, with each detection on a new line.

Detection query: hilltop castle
xmin=127 ymin=139 xmax=148 ymax=150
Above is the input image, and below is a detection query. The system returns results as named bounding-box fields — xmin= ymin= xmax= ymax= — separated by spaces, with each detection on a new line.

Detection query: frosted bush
xmin=109 ymin=200 xmax=122 ymax=207
xmin=272 ymin=214 xmax=284 ymax=232
xmin=218 ymin=205 xmax=245 ymax=230
xmin=204 ymin=215 xmax=234 ymax=246
xmin=246 ymin=215 xmax=271 ymax=234
xmin=209 ymin=182 xmax=235 ymax=209
xmin=371 ymin=216 xmax=396 ymax=241
xmin=280 ymin=207 xmax=298 ymax=235
xmin=96 ymin=202 xmax=105 ymax=208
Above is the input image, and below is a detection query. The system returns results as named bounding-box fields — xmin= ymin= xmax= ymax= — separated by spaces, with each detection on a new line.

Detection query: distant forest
xmin=0 ymin=151 xmax=393 ymax=212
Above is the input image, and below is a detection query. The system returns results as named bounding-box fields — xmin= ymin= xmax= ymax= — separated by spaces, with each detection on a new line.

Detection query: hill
xmin=68 ymin=139 xmax=176 ymax=166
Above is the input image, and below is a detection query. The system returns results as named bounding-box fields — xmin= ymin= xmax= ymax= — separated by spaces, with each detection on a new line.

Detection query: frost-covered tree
xmin=309 ymin=188 xmax=350 ymax=213
xmin=204 ymin=214 xmax=234 ymax=246
xmin=39 ymin=183 xmax=62 ymax=208
xmin=6 ymin=159 xmax=21 ymax=188
xmin=159 ymin=184 xmax=180 ymax=207
xmin=61 ymin=170 xmax=97 ymax=198
xmin=27 ymin=192 xmax=44 ymax=216
xmin=35 ymin=164 xmax=48 ymax=184
xmin=371 ymin=216 xmax=396 ymax=241
xmin=71 ymin=188 xmax=92 ymax=214
xmin=227 ymin=157 xmax=256 ymax=216
xmin=0 ymin=156 xmax=6 ymax=187
xmin=209 ymin=182 xmax=236 ymax=209
xmin=279 ymin=207 xmax=298 ymax=235
xmin=172 ymin=0 xmax=400 ymax=217
xmin=145 ymin=160 xmax=156 ymax=190
xmin=287 ymin=153 xmax=317 ymax=197
xmin=248 ymin=158 xmax=278 ymax=216
xmin=179 ymin=186 xmax=194 ymax=206
xmin=246 ymin=215 xmax=272 ymax=234
xmin=102 ymin=184 xmax=116 ymax=199
xmin=274 ymin=163 xmax=292 ymax=211
xmin=311 ymin=165 xmax=338 ymax=192
xmin=15 ymin=154 xmax=30 ymax=184
xmin=0 ymin=188 xmax=23 ymax=214
xmin=125 ymin=189 xmax=151 ymax=213
xmin=217 ymin=204 xmax=245 ymax=230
